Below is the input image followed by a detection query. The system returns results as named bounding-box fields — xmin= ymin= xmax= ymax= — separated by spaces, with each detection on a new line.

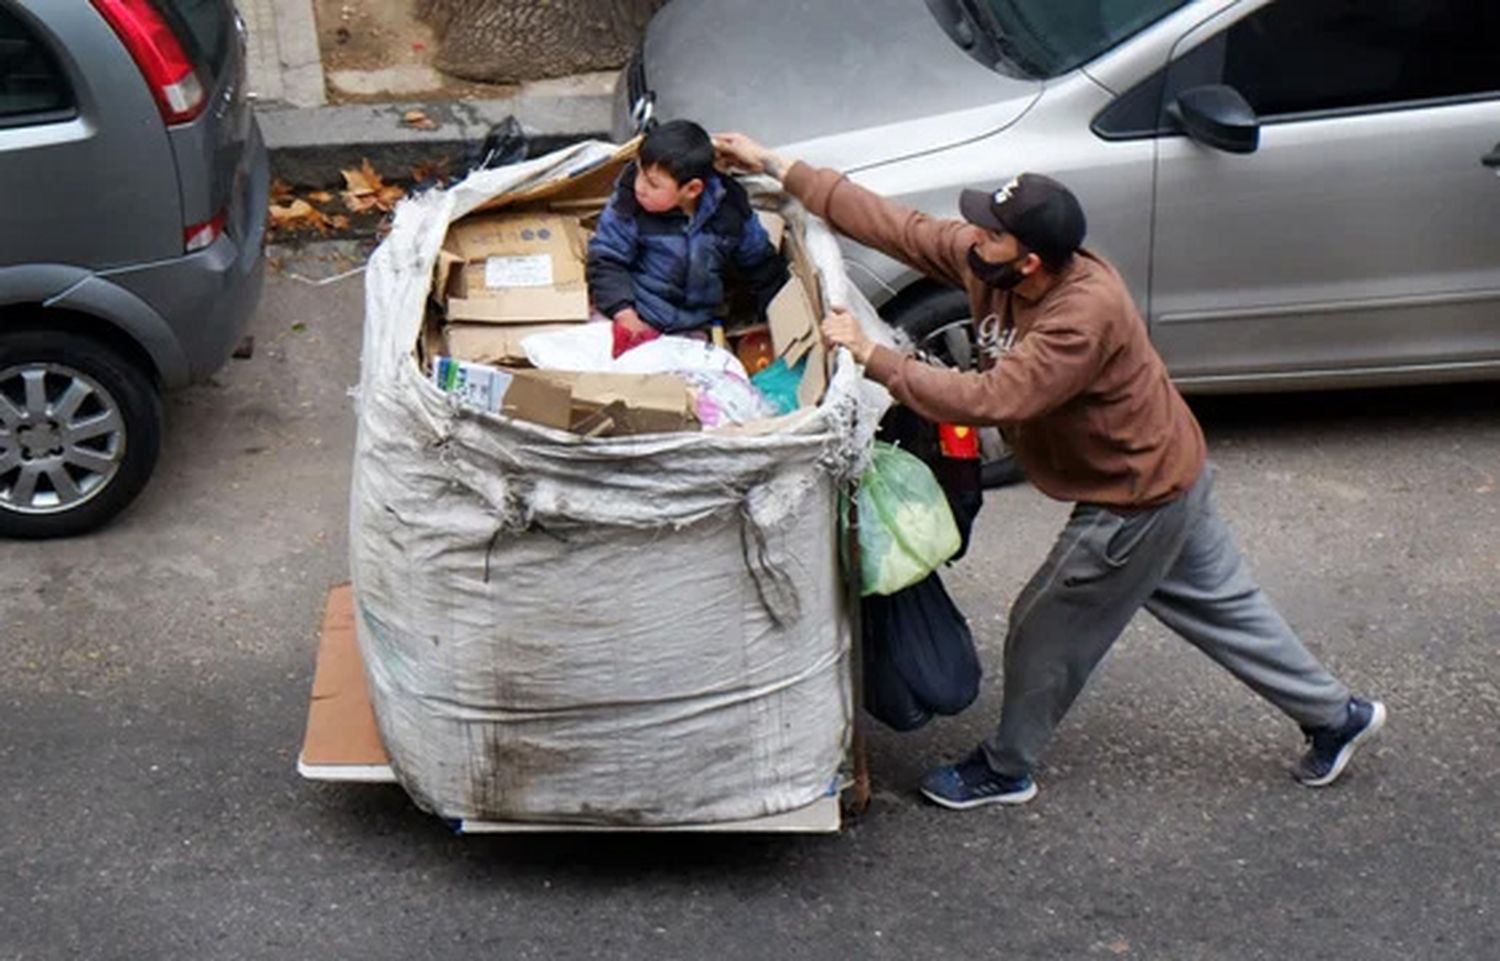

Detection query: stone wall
xmin=416 ymin=0 xmax=668 ymax=83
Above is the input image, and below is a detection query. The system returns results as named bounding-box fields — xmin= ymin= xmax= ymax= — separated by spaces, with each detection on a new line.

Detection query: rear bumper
xmin=101 ymin=119 xmax=269 ymax=388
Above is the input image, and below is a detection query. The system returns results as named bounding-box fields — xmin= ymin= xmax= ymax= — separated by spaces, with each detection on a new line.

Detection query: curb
xmin=258 ymin=93 xmax=614 ymax=186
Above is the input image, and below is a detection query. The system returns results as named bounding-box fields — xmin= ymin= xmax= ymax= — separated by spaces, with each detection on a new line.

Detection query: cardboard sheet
xmin=300 ymin=584 xmax=390 ymax=773
xmin=446 ymin=322 xmax=578 ymax=367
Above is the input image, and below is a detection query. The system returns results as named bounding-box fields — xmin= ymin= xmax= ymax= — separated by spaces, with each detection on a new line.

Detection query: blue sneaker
xmin=1294 ymin=697 xmax=1387 ymax=787
xmin=919 ymin=749 xmax=1037 ymax=809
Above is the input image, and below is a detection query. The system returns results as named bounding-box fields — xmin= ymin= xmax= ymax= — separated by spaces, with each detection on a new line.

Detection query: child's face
xmin=635 ymin=164 xmax=704 ymax=214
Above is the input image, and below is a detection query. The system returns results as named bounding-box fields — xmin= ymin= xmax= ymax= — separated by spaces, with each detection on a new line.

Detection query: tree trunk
xmin=416 ymin=0 xmax=667 ymax=83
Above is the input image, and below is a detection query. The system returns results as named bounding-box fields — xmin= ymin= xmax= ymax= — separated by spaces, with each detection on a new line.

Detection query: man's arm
xmin=821 ymin=298 xmax=1111 ymax=425
xmin=717 ymin=133 xmax=975 ymax=289
xmin=782 ymin=163 xmax=975 ymax=290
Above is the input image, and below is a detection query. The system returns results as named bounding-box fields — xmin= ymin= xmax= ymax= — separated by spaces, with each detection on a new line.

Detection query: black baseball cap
xmin=959 ymin=174 xmax=1087 ymax=266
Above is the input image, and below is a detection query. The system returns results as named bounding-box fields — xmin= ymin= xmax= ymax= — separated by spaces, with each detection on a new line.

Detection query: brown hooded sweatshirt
xmin=783 ymin=161 xmax=1205 ymax=509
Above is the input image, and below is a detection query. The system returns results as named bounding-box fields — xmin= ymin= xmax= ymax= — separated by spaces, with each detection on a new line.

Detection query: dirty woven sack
xmin=350 ymin=140 xmax=894 ymax=826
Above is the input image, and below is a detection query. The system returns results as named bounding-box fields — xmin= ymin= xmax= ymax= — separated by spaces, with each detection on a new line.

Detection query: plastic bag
xmin=750 ymin=357 xmax=805 ymax=416
xmin=847 ymin=442 xmax=962 ymax=597
xmin=680 ymin=369 xmax=774 ymax=427
xmin=860 ymin=570 xmax=982 ymax=729
xmin=877 ymin=405 xmax=983 ymax=561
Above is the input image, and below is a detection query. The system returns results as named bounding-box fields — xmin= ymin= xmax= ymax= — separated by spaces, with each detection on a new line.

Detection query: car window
xmin=152 ymin=0 xmax=232 ymax=81
xmin=0 ymin=8 xmax=72 ymax=122
xmin=1094 ymin=0 xmax=1500 ymax=139
xmin=934 ymin=0 xmax=1190 ymax=79
xmin=1218 ymin=0 xmax=1500 ymax=118
xmin=987 ymin=0 xmax=1191 ymax=78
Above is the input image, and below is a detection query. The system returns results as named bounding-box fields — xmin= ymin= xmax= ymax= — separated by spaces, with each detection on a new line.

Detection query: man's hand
xmin=613 ymin=307 xmax=651 ymax=336
xmin=821 ymin=307 xmax=876 ymax=365
xmin=713 ymin=132 xmax=790 ymax=182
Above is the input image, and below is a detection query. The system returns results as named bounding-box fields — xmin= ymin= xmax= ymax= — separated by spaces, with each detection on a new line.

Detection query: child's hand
xmin=821 ymin=307 xmax=875 ymax=365
xmin=614 ymin=308 xmax=651 ymax=335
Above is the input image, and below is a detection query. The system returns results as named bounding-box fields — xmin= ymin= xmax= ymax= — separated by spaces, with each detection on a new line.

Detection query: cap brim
xmin=959 ymin=189 xmax=1006 ymax=232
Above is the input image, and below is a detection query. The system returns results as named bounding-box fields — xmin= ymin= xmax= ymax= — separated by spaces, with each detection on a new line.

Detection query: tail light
xmin=938 ymin=424 xmax=981 ymax=460
xmin=184 ymin=209 xmax=226 ymax=253
xmin=91 ymin=0 xmax=207 ymax=125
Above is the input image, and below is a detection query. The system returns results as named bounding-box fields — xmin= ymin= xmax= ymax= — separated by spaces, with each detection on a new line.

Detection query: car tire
xmin=0 ymin=329 xmax=163 ymax=539
xmin=882 ymin=287 xmax=1026 ymax=490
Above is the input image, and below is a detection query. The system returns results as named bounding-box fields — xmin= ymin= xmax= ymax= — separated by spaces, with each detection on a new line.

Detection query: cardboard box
xmin=445 ymin=322 xmax=578 ymax=367
xmin=530 ymin=370 xmax=699 ymax=435
xmin=436 ymin=212 xmax=591 ymax=324
xmin=433 ymin=356 xmax=573 ymax=430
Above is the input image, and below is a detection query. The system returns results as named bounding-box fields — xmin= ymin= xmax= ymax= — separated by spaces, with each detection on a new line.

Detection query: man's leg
xmin=1142 ymin=476 xmax=1350 ymax=729
xmin=978 ymin=492 xmax=1196 ymax=777
xmin=1142 ymin=472 xmax=1384 ymax=785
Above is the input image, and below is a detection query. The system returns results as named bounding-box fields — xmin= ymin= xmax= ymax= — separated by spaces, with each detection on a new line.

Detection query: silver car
xmin=617 ymin=0 xmax=1500 ymax=393
xmin=0 ymin=0 xmax=267 ymax=538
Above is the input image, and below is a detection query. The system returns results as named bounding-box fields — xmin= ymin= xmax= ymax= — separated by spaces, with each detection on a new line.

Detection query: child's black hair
xmin=639 ymin=120 xmax=715 ymax=186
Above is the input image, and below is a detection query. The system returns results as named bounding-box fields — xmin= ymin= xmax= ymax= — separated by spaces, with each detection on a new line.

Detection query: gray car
xmin=618 ymin=0 xmax=1500 ymax=394
xmin=0 ymin=0 xmax=267 ymax=538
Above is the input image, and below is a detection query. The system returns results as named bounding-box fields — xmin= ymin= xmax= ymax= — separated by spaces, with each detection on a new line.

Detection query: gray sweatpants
xmin=982 ymin=464 xmax=1350 ymax=778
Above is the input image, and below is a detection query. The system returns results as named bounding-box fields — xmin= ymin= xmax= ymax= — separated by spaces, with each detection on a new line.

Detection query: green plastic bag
xmin=844 ymin=442 xmax=963 ymax=597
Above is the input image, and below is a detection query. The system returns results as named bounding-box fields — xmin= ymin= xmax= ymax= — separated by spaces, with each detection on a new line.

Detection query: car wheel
xmin=0 ymin=329 xmax=162 ymax=539
xmin=883 ymin=287 xmax=1026 ymax=490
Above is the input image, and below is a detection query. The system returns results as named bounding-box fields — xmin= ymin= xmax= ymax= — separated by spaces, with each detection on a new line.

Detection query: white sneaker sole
xmin=920 ymin=780 xmax=1039 ymax=810
xmin=1298 ymin=700 xmax=1387 ymax=788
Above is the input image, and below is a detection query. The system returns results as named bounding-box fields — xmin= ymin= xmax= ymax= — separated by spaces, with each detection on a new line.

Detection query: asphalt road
xmin=3 ymin=251 xmax=1498 ymax=960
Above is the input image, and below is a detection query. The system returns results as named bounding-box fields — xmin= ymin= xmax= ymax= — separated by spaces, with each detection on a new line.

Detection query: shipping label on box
xmin=438 ymin=212 xmax=591 ymax=324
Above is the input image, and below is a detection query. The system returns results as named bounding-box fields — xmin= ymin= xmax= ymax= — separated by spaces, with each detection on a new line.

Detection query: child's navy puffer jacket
xmin=586 ymin=164 xmax=788 ymax=334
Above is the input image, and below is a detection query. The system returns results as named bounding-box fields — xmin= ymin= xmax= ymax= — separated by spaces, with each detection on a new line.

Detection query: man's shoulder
xmin=1030 ymin=251 xmax=1138 ymax=333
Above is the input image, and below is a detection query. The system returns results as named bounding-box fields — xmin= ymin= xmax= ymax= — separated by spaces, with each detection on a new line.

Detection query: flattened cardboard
xmin=767 ymin=274 xmax=818 ymax=367
xmin=446 ymin=289 xmax=590 ymax=324
xmin=781 ymin=216 xmax=831 ymax=407
xmin=471 ymin=138 xmax=641 ymax=215
xmin=756 ymin=210 xmax=786 ymax=250
xmin=498 ymin=369 xmax=574 ymax=430
xmin=301 ymin=584 xmax=389 ymax=769
xmin=445 ymin=322 xmax=577 ymax=367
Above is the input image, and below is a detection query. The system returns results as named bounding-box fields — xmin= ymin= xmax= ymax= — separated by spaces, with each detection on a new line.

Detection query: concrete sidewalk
xmin=242 ymin=0 xmax=614 ymax=184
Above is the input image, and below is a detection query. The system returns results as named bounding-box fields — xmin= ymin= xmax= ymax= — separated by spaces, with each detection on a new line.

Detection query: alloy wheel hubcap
xmin=0 ymin=363 xmax=126 ymax=515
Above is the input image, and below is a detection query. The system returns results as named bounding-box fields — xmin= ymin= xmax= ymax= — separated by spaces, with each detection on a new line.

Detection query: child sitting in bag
xmin=587 ymin=119 xmax=788 ymax=358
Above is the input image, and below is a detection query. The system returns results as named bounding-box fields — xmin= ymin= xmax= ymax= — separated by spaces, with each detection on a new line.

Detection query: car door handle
xmin=1483 ymin=143 xmax=1500 ymax=168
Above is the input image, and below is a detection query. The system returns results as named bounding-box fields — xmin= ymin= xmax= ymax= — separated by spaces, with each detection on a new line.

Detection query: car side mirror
xmin=1169 ymin=85 xmax=1260 ymax=154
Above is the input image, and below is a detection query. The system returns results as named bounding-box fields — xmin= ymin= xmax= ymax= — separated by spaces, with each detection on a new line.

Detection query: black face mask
xmin=968 ymin=245 xmax=1027 ymax=290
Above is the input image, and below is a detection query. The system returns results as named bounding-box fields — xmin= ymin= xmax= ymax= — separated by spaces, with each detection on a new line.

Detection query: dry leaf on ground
xmin=341 ymin=159 xmax=406 ymax=214
xmin=402 ymin=109 xmax=439 ymax=131
xmin=270 ymin=178 xmax=296 ymax=205
xmin=269 ymin=199 xmax=336 ymax=235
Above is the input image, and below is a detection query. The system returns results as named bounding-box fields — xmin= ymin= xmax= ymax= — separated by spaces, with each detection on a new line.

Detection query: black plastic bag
xmin=861 ymin=570 xmax=982 ymax=730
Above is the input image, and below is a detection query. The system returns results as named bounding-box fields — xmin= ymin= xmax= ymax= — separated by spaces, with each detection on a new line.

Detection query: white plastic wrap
xmin=351 ymin=141 xmax=891 ymax=825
